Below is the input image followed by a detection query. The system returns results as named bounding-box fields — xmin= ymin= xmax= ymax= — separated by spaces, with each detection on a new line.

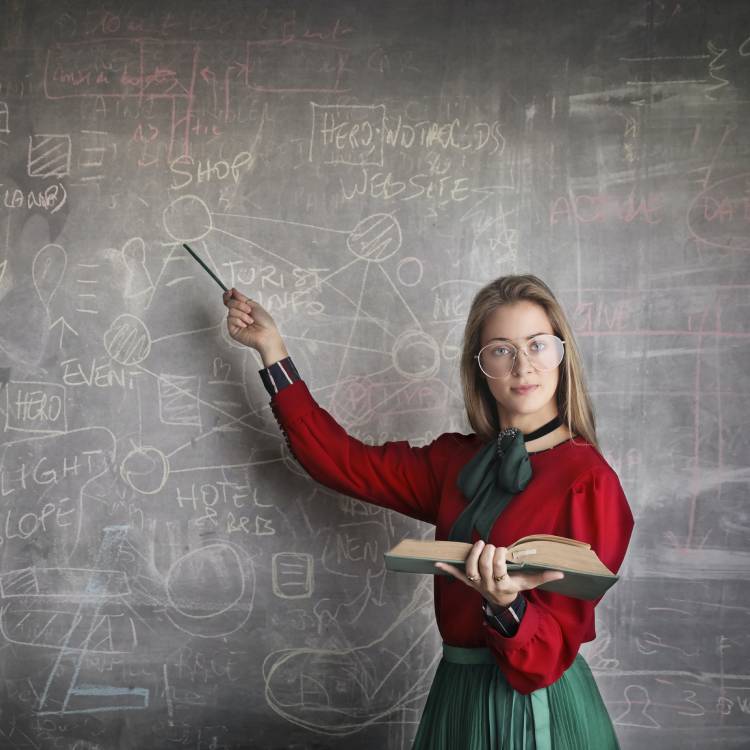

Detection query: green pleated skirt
xmin=412 ymin=645 xmax=620 ymax=750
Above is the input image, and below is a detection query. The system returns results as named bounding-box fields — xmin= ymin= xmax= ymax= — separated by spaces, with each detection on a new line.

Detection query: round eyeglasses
xmin=476 ymin=334 xmax=566 ymax=379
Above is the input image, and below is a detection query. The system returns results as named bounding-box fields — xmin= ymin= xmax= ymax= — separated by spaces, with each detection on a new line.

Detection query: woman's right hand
xmin=222 ymin=288 xmax=288 ymax=364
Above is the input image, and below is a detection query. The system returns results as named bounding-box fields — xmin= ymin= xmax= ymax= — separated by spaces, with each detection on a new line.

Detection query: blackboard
xmin=0 ymin=1 xmax=749 ymax=748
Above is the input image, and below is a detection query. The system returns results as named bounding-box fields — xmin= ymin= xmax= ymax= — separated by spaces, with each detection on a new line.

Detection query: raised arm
xmin=223 ymin=288 xmax=446 ymax=523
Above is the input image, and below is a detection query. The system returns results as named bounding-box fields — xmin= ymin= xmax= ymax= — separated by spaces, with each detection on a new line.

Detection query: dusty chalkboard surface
xmin=0 ymin=1 xmax=749 ymax=748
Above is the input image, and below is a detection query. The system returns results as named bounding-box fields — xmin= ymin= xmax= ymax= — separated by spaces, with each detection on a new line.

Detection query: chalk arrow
xmin=49 ymin=316 xmax=79 ymax=347
xmin=200 ymin=66 xmax=216 ymax=83
xmin=232 ymin=61 xmax=252 ymax=81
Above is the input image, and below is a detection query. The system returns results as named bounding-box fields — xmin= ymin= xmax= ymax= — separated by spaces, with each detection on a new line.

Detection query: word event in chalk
xmin=61 ymin=357 xmax=144 ymax=389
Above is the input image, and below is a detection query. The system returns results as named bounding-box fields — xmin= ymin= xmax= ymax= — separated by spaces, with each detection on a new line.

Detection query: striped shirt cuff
xmin=482 ymin=594 xmax=526 ymax=637
xmin=259 ymin=357 xmax=301 ymax=396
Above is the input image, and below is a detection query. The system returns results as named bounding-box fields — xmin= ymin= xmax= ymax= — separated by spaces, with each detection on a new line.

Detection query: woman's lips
xmin=511 ymin=385 xmax=539 ymax=395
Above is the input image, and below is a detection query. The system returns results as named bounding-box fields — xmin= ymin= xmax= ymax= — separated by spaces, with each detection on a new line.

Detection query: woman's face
xmin=479 ymin=301 xmax=561 ymax=431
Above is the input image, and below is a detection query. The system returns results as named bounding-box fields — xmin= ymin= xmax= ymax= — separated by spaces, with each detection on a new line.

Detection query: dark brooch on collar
xmin=496 ymin=427 xmax=520 ymax=459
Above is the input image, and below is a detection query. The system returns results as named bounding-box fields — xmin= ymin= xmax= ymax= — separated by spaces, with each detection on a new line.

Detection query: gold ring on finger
xmin=493 ymin=574 xmax=507 ymax=582
xmin=467 ymin=575 xmax=480 ymax=582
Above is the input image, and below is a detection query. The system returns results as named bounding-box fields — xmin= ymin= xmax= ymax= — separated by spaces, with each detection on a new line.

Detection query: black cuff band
xmin=259 ymin=357 xmax=300 ymax=396
xmin=482 ymin=593 xmax=526 ymax=636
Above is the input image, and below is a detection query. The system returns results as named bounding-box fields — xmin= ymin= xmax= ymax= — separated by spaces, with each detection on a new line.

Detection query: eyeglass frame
xmin=474 ymin=333 xmax=566 ymax=379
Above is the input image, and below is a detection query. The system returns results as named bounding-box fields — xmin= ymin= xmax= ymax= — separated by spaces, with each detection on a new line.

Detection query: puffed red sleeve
xmin=270 ymin=380 xmax=447 ymax=524
xmin=482 ymin=466 xmax=634 ymax=694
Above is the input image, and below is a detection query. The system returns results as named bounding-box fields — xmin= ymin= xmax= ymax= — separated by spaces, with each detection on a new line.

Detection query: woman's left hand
xmin=435 ymin=540 xmax=565 ymax=609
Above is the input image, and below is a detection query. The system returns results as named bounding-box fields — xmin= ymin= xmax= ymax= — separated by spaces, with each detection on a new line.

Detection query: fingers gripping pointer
xmin=435 ymin=540 xmax=565 ymax=609
xmin=222 ymin=288 xmax=287 ymax=362
xmin=223 ymin=288 xmax=255 ymax=335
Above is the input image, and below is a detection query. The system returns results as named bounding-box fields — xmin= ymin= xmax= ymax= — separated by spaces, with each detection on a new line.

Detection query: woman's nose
xmin=511 ymin=348 xmax=534 ymax=375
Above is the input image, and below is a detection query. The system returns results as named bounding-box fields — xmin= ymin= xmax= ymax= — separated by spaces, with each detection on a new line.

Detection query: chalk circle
xmin=396 ymin=256 xmax=423 ymax=287
xmin=330 ymin=377 xmax=373 ymax=426
xmin=104 ymin=314 xmax=151 ymax=365
xmin=441 ymin=322 xmax=464 ymax=361
xmin=392 ymin=329 xmax=440 ymax=380
xmin=163 ymin=194 xmax=213 ymax=242
xmin=165 ymin=543 xmax=255 ymax=638
xmin=347 ymin=213 xmax=402 ymax=262
xmin=119 ymin=445 xmax=169 ymax=495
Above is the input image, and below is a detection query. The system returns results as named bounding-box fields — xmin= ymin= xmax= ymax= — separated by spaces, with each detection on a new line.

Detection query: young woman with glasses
xmin=223 ymin=274 xmax=634 ymax=749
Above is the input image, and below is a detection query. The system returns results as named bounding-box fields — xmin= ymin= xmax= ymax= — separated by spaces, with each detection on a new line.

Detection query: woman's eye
xmin=529 ymin=339 xmax=545 ymax=352
xmin=492 ymin=346 xmax=513 ymax=357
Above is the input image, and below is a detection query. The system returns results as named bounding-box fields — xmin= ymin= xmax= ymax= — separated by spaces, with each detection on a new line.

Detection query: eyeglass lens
xmin=478 ymin=334 xmax=564 ymax=378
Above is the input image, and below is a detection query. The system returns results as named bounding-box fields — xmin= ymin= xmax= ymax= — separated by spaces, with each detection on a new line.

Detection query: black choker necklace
xmin=523 ymin=416 xmax=562 ymax=443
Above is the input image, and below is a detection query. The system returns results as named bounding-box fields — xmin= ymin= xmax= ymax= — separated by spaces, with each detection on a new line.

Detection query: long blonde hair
xmin=460 ymin=275 xmax=598 ymax=448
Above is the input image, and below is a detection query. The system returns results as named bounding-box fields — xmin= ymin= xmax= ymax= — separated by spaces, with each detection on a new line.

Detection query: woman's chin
xmin=497 ymin=397 xmax=556 ymax=423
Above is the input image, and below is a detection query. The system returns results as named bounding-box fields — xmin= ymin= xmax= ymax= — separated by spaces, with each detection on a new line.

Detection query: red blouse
xmin=271 ymin=380 xmax=635 ymax=695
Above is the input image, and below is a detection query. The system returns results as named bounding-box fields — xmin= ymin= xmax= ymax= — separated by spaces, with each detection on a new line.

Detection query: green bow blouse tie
xmin=449 ymin=428 xmax=533 ymax=542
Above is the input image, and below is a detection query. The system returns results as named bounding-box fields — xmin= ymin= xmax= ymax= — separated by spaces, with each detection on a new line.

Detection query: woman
xmin=223 ymin=274 xmax=634 ymax=749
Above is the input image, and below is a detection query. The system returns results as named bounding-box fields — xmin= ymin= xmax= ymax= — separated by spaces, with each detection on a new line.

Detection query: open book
xmin=384 ymin=534 xmax=619 ymax=601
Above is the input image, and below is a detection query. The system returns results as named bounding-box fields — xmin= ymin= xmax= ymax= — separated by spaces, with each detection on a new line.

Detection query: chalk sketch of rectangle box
xmin=158 ymin=374 xmax=201 ymax=427
xmin=69 ymin=685 xmax=150 ymax=713
xmin=48 ymin=685 xmax=151 ymax=715
xmin=0 ymin=567 xmax=130 ymax=599
xmin=2 ymin=600 xmax=137 ymax=653
xmin=5 ymin=380 xmax=67 ymax=434
xmin=28 ymin=134 xmax=71 ymax=177
xmin=245 ymin=41 xmax=349 ymax=93
xmin=309 ymin=103 xmax=386 ymax=166
xmin=272 ymin=552 xmax=314 ymax=599
xmin=44 ymin=40 xmax=193 ymax=100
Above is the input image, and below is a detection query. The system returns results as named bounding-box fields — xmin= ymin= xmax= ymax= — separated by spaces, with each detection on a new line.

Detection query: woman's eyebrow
xmin=486 ymin=331 xmax=550 ymax=342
